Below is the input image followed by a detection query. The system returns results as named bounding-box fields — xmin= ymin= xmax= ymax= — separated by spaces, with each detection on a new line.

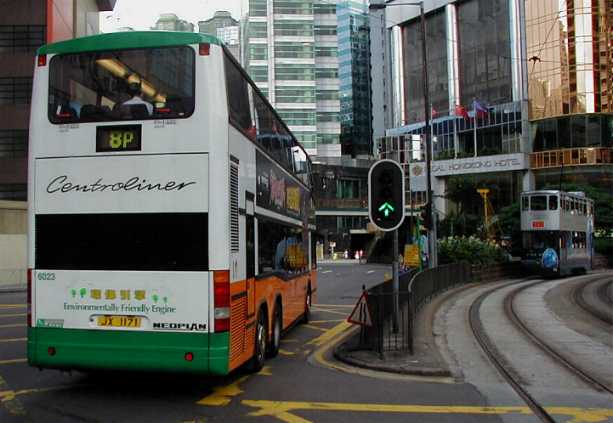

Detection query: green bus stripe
xmin=38 ymin=31 xmax=222 ymax=55
xmin=28 ymin=327 xmax=229 ymax=375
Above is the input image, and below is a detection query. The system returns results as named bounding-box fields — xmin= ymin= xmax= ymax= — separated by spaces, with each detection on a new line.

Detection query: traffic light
xmin=420 ymin=202 xmax=432 ymax=230
xmin=368 ymin=160 xmax=405 ymax=231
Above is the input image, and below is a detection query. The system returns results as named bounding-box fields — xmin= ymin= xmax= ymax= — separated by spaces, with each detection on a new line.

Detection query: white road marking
xmin=321 ymin=270 xmax=333 ymax=274
xmin=366 ymin=270 xmax=375 ymax=274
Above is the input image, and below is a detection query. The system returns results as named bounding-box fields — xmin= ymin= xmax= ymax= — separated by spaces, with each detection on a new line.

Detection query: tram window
xmin=564 ymin=198 xmax=570 ymax=211
xmin=530 ymin=195 xmax=547 ymax=211
xmin=548 ymin=195 xmax=558 ymax=210
xmin=572 ymin=232 xmax=586 ymax=249
xmin=522 ymin=196 xmax=529 ymax=211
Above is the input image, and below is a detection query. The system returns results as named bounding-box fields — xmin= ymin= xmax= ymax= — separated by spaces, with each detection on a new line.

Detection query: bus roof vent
xmin=568 ymin=191 xmax=586 ymax=198
xmin=230 ymin=163 xmax=239 ymax=252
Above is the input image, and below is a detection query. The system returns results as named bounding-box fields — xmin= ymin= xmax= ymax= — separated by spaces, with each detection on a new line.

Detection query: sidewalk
xmin=334 ymin=284 xmax=476 ymax=377
xmin=318 ymin=259 xmax=363 ymax=265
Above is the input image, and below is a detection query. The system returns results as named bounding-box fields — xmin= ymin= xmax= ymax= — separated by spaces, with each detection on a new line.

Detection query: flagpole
xmin=473 ymin=102 xmax=478 ymax=158
xmin=453 ymin=106 xmax=458 ymax=159
xmin=430 ymin=104 xmax=434 ymax=161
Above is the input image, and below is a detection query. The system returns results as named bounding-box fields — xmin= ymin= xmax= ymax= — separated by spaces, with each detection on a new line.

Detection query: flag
xmin=472 ymin=100 xmax=489 ymax=118
xmin=455 ymin=104 xmax=469 ymax=121
xmin=431 ymin=105 xmax=438 ymax=118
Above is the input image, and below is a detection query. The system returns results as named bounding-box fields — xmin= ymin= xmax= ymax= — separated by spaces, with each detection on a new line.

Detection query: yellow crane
xmin=477 ymin=188 xmax=498 ymax=240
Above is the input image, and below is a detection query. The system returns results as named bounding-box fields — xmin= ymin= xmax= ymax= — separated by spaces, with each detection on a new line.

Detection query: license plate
xmin=97 ymin=315 xmax=141 ymax=328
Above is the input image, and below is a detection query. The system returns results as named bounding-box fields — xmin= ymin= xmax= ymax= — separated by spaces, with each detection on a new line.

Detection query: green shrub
xmin=438 ymin=236 xmax=507 ymax=265
xmin=595 ymin=238 xmax=613 ymax=256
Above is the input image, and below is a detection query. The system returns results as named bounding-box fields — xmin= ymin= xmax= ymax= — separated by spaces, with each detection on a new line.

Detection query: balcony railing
xmin=530 ymin=147 xmax=613 ymax=170
xmin=315 ymin=198 xmax=367 ymax=210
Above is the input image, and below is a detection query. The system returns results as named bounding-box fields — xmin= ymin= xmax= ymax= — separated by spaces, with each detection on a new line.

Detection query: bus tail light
xmin=37 ymin=54 xmax=47 ymax=67
xmin=199 ymin=43 xmax=210 ymax=56
xmin=27 ymin=269 xmax=32 ymax=327
xmin=213 ymin=270 xmax=230 ymax=332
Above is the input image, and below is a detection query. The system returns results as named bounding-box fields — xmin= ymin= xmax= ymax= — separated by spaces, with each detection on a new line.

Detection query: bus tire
xmin=248 ymin=309 xmax=267 ymax=372
xmin=267 ymin=304 xmax=281 ymax=358
xmin=302 ymin=285 xmax=312 ymax=324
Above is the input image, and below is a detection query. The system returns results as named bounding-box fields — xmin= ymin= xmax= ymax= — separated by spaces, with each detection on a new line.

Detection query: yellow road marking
xmin=258 ymin=366 xmax=273 ymax=376
xmin=0 ymin=338 xmax=26 ymax=343
xmin=197 ymin=366 xmax=272 ymax=407
xmin=308 ymin=319 xmax=345 ymax=324
xmin=197 ymin=376 xmax=248 ymax=406
xmin=311 ymin=309 xmax=348 ymax=317
xmin=0 ymin=373 xmax=27 ymax=416
xmin=307 ymin=321 xmax=352 ymax=347
xmin=242 ymin=400 xmax=613 ymax=423
xmin=0 ymin=323 xmax=26 ymax=329
xmin=0 ymin=305 xmax=26 ymax=309
xmin=303 ymin=324 xmax=327 ymax=332
xmin=310 ymin=317 xmax=452 ymax=383
xmin=0 ymin=313 xmax=26 ymax=319
xmin=278 ymin=349 xmax=296 ymax=356
xmin=0 ymin=359 xmax=27 ymax=365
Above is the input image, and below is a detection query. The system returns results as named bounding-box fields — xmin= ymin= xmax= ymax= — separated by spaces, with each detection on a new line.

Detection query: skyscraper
xmin=152 ymin=13 xmax=194 ymax=32
xmin=198 ymin=11 xmax=240 ymax=61
xmin=337 ymin=0 xmax=372 ymax=157
xmin=244 ymin=0 xmax=341 ymax=158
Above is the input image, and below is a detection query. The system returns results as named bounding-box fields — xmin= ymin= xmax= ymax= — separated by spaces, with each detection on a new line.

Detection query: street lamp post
xmin=369 ymin=1 xmax=438 ymax=268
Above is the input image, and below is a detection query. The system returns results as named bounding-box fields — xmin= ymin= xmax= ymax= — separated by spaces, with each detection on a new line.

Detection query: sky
xmin=100 ymin=0 xmax=244 ymax=32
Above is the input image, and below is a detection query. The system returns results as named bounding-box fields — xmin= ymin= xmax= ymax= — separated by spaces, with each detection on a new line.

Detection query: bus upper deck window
xmin=548 ymin=195 xmax=558 ymax=210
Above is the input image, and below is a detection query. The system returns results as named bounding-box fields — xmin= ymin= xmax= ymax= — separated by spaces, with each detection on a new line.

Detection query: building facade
xmin=198 ymin=11 xmax=240 ymax=61
xmin=152 ymin=13 xmax=194 ymax=32
xmin=243 ymin=0 xmax=341 ymax=158
xmin=373 ymin=0 xmax=612 ymax=226
xmin=0 ymin=0 xmax=115 ymax=201
xmin=338 ymin=0 xmax=373 ymax=158
xmin=0 ymin=0 xmax=115 ymax=283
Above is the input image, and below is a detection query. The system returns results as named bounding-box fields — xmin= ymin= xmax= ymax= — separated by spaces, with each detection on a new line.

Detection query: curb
xmin=333 ymin=340 xmax=452 ymax=378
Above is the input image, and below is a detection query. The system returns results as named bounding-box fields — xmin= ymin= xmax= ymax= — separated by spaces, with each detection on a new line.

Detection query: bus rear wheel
xmin=267 ymin=305 xmax=281 ymax=358
xmin=248 ymin=309 xmax=267 ymax=372
xmin=302 ymin=286 xmax=312 ymax=324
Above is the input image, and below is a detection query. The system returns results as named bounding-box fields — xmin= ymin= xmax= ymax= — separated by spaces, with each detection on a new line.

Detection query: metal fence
xmin=358 ymin=263 xmax=472 ymax=355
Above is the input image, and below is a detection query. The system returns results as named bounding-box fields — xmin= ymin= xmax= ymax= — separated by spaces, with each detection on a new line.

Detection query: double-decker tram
xmin=27 ymin=31 xmax=317 ymax=374
xmin=520 ymin=190 xmax=594 ymax=276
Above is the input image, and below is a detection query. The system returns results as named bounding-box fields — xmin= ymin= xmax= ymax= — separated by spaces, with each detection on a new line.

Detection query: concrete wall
xmin=0 ymin=201 xmax=27 ymax=285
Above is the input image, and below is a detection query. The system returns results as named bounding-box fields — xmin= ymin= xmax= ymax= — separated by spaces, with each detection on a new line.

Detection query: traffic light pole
xmin=419 ymin=3 xmax=438 ymax=268
xmin=392 ymin=229 xmax=399 ymax=333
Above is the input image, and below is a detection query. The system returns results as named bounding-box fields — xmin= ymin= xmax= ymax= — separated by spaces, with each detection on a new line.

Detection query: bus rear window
xmin=48 ymin=46 xmax=195 ymax=123
xmin=36 ymin=213 xmax=207 ymax=271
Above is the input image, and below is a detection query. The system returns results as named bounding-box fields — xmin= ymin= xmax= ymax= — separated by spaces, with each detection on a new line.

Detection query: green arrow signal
xmin=378 ymin=202 xmax=395 ymax=217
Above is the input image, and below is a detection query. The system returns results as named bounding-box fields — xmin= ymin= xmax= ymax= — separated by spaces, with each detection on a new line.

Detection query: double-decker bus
xmin=520 ymin=190 xmax=594 ymax=276
xmin=27 ymin=32 xmax=317 ymax=375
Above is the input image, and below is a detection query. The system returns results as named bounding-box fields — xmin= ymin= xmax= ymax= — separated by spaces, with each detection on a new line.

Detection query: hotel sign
xmin=409 ymin=154 xmax=529 ymax=184
xmin=431 ymin=153 xmax=528 ymax=176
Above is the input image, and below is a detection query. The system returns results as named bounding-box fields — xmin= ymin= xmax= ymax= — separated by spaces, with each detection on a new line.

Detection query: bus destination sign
xmin=96 ymin=125 xmax=142 ymax=152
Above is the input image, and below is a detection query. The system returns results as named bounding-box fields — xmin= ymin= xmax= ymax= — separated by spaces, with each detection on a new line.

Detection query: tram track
xmin=508 ymin=278 xmax=613 ymax=395
xmin=596 ymin=279 xmax=613 ymax=306
xmin=571 ymin=276 xmax=613 ymax=326
xmin=468 ymin=279 xmax=556 ymax=423
xmin=469 ymin=276 xmax=613 ymax=423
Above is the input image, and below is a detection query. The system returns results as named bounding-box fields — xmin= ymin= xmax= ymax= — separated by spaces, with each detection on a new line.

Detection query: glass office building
xmin=337 ymin=0 xmax=372 ymax=157
xmin=375 ymin=0 xmax=612 ymax=217
xmin=244 ymin=0 xmax=342 ymax=157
